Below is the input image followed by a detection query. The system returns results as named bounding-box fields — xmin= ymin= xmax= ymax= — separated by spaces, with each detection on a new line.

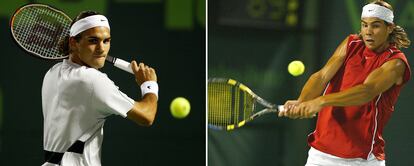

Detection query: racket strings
xmin=12 ymin=6 xmax=71 ymax=59
xmin=243 ymin=92 xmax=255 ymax=120
xmin=208 ymin=82 xmax=255 ymax=129
xmin=208 ymin=82 xmax=230 ymax=127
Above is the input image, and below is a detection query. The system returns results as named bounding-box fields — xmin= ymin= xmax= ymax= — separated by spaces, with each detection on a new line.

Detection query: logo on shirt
xmin=147 ymin=86 xmax=151 ymax=89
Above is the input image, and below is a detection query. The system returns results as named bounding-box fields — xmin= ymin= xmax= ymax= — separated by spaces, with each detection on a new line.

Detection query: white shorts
xmin=305 ymin=147 xmax=386 ymax=166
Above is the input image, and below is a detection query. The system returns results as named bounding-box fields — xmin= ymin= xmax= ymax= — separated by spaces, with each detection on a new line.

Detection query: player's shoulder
xmin=51 ymin=59 xmax=114 ymax=85
xmin=347 ymin=34 xmax=363 ymax=44
xmin=44 ymin=61 xmax=66 ymax=79
xmin=54 ymin=60 xmax=103 ymax=81
xmin=46 ymin=61 xmax=65 ymax=73
xmin=80 ymin=66 xmax=104 ymax=77
xmin=80 ymin=67 xmax=112 ymax=84
xmin=342 ymin=34 xmax=364 ymax=53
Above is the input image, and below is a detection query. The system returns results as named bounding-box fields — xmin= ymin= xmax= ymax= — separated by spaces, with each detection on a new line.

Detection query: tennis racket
xmin=10 ymin=3 xmax=133 ymax=74
xmin=208 ymin=78 xmax=285 ymax=131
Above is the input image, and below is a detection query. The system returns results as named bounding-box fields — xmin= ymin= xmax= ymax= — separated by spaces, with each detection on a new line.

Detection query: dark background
xmin=0 ymin=0 xmax=205 ymax=165
xmin=209 ymin=0 xmax=414 ymax=165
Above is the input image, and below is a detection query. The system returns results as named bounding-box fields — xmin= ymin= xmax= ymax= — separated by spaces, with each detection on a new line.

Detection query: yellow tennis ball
xmin=288 ymin=60 xmax=305 ymax=76
xmin=170 ymin=97 xmax=191 ymax=119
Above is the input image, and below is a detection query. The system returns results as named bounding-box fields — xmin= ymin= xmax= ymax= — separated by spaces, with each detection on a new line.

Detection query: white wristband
xmin=140 ymin=81 xmax=158 ymax=99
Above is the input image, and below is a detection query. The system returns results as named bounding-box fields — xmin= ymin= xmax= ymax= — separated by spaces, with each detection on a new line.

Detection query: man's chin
xmin=90 ymin=62 xmax=105 ymax=69
xmin=96 ymin=63 xmax=105 ymax=69
xmin=364 ymin=42 xmax=376 ymax=50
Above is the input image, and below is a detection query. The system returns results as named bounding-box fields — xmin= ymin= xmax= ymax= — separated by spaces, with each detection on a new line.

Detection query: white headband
xmin=70 ymin=15 xmax=110 ymax=37
xmin=361 ymin=4 xmax=394 ymax=24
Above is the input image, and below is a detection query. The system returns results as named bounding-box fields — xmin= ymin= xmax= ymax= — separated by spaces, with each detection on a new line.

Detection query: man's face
xmin=360 ymin=17 xmax=393 ymax=51
xmin=71 ymin=26 xmax=111 ymax=69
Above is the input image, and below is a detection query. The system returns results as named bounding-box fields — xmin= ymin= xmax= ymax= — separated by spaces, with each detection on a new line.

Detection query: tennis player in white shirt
xmin=41 ymin=11 xmax=158 ymax=166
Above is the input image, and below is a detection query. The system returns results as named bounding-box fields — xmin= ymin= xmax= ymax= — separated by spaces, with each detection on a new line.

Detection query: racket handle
xmin=107 ymin=56 xmax=133 ymax=74
xmin=114 ymin=58 xmax=133 ymax=74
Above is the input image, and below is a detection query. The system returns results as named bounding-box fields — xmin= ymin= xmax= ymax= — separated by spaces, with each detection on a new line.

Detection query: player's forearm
xmin=318 ymin=84 xmax=376 ymax=107
xmin=298 ymin=73 xmax=329 ymax=102
xmin=128 ymin=94 xmax=158 ymax=126
xmin=138 ymin=94 xmax=158 ymax=125
xmin=142 ymin=93 xmax=157 ymax=122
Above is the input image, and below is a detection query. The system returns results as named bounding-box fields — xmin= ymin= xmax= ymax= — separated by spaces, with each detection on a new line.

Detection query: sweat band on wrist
xmin=140 ymin=81 xmax=158 ymax=99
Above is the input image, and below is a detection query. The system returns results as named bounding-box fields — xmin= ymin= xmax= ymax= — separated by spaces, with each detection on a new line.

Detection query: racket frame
xmin=9 ymin=3 xmax=134 ymax=74
xmin=10 ymin=3 xmax=71 ymax=60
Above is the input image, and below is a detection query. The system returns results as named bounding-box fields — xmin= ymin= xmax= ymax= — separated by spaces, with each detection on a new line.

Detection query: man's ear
xmin=387 ymin=24 xmax=395 ymax=34
xmin=69 ymin=37 xmax=78 ymax=52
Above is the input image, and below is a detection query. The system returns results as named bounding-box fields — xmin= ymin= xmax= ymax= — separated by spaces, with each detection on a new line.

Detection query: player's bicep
xmin=363 ymin=59 xmax=406 ymax=95
xmin=89 ymin=72 xmax=134 ymax=117
xmin=317 ymin=37 xmax=349 ymax=81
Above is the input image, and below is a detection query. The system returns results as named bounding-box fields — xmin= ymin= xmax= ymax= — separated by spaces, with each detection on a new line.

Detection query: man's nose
xmin=96 ymin=42 xmax=105 ymax=52
xmin=366 ymin=26 xmax=374 ymax=35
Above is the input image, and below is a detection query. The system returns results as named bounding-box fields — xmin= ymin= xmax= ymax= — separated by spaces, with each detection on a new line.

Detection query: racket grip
xmin=113 ymin=58 xmax=133 ymax=74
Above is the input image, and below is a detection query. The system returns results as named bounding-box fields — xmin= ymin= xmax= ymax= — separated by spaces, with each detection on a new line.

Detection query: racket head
xmin=10 ymin=3 xmax=72 ymax=60
xmin=208 ymin=78 xmax=257 ymax=131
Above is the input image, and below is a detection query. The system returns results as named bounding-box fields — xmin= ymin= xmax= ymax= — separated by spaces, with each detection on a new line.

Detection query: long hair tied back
xmin=373 ymin=0 xmax=411 ymax=48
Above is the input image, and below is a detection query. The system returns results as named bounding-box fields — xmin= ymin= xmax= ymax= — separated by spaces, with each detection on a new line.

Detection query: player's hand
xmin=131 ymin=61 xmax=157 ymax=85
xmin=278 ymin=100 xmax=300 ymax=117
xmin=290 ymin=98 xmax=322 ymax=119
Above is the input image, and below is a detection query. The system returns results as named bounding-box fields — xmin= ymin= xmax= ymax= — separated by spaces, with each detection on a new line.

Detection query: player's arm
xmin=292 ymin=58 xmax=406 ymax=119
xmin=297 ymin=37 xmax=348 ymax=102
xmin=318 ymin=58 xmax=406 ymax=106
xmin=127 ymin=61 xmax=158 ymax=126
xmin=280 ymin=37 xmax=348 ymax=116
xmin=128 ymin=94 xmax=157 ymax=126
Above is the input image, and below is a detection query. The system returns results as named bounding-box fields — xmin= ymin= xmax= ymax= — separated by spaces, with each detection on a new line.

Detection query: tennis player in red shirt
xmin=279 ymin=1 xmax=411 ymax=165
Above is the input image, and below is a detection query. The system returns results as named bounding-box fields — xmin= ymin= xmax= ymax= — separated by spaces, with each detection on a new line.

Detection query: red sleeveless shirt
xmin=308 ymin=34 xmax=411 ymax=160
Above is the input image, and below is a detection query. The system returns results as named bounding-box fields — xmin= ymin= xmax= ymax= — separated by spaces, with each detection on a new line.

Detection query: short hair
xmin=58 ymin=11 xmax=100 ymax=55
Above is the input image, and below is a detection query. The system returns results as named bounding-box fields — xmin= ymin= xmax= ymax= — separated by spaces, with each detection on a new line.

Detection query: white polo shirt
xmin=41 ymin=59 xmax=134 ymax=165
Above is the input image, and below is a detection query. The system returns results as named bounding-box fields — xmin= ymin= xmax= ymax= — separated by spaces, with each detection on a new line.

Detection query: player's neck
xmin=69 ymin=54 xmax=90 ymax=68
xmin=372 ymin=41 xmax=390 ymax=53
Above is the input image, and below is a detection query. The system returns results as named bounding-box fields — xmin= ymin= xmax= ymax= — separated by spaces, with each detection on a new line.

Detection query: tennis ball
xmin=170 ymin=97 xmax=191 ymax=119
xmin=288 ymin=60 xmax=305 ymax=76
